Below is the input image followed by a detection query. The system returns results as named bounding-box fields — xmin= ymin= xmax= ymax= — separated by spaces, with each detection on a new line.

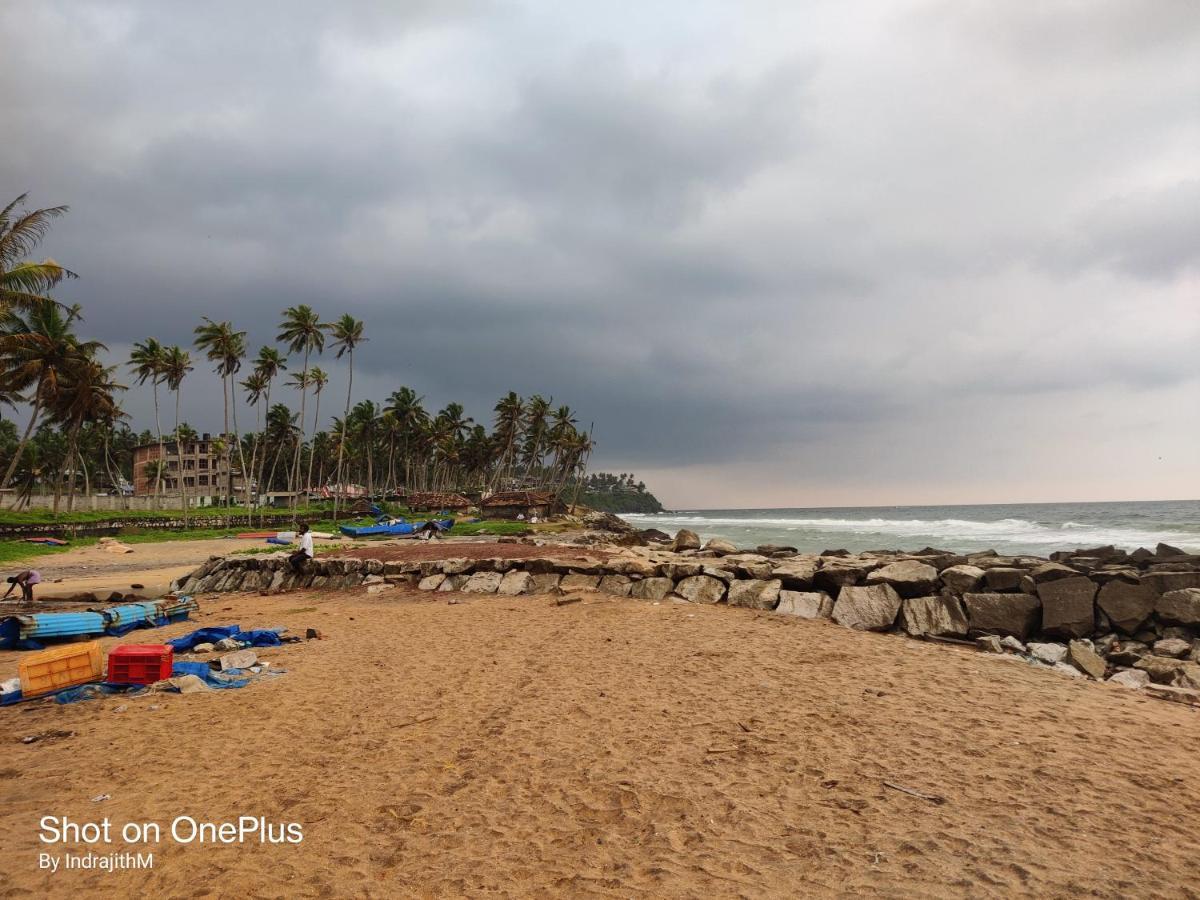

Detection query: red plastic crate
xmin=107 ymin=644 xmax=173 ymax=685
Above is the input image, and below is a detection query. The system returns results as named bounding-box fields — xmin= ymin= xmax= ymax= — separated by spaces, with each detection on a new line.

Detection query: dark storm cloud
xmin=1 ymin=0 xmax=1198 ymax=505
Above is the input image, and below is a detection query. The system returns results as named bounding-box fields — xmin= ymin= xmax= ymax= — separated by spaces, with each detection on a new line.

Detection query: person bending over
xmin=3 ymin=569 xmax=41 ymax=603
xmin=288 ymin=523 xmax=314 ymax=573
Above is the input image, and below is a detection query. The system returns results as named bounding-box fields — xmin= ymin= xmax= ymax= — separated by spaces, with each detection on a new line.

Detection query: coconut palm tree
xmin=277 ymin=305 xmax=323 ymax=511
xmin=0 ymin=194 xmax=76 ymax=317
xmin=128 ymin=338 xmax=167 ymax=507
xmin=327 ymin=314 xmax=366 ymax=521
xmin=251 ymin=346 xmax=286 ymax=521
xmin=305 ymin=366 xmax=328 ymax=494
xmin=241 ymin=369 xmax=268 ymax=511
xmin=490 ymin=392 xmax=525 ymax=491
xmin=385 ymin=387 xmax=426 ymax=491
xmin=50 ymin=357 xmax=124 ymax=513
xmin=0 ymin=303 xmax=104 ymax=493
xmin=194 ymin=318 xmax=248 ymax=506
xmin=161 ymin=346 xmax=193 ymax=523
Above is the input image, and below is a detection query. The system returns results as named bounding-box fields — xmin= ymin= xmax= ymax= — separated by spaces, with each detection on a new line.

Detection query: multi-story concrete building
xmin=131 ymin=433 xmax=248 ymax=501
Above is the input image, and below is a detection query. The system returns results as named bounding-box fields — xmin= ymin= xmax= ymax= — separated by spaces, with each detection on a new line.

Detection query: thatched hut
xmin=407 ymin=491 xmax=471 ymax=512
xmin=481 ymin=490 xmax=558 ymax=520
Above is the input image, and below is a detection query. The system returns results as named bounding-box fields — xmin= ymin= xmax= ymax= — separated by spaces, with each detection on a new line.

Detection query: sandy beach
xmin=3 ymin=580 xmax=1200 ymax=897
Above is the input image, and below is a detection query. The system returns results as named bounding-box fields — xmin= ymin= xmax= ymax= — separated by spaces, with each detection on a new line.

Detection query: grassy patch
xmin=0 ymin=540 xmax=80 ymax=567
xmin=0 ymin=505 xmax=337 ymax=527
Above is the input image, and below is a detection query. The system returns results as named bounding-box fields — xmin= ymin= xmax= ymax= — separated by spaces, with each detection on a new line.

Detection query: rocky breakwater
xmin=174 ymin=532 xmax=1200 ymax=703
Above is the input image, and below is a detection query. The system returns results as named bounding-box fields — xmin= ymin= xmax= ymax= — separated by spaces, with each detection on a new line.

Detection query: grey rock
xmin=865 ymin=560 xmax=939 ymax=598
xmin=983 ymin=567 xmax=1026 ymax=592
xmin=940 ymin=564 xmax=985 ymax=594
xmin=1107 ymin=669 xmax=1150 ymax=689
xmin=192 ymin=642 xmax=215 ymax=654
xmin=727 ymin=578 xmax=782 ymax=610
xmin=598 ymin=574 xmax=633 ymax=596
xmin=1053 ymin=662 xmax=1087 ymax=679
xmin=702 ymin=537 xmax=738 ymax=555
xmin=672 ymin=529 xmax=702 ymax=552
xmin=1067 ymin=640 xmax=1107 ymax=679
xmin=775 ymin=590 xmax=834 ymax=619
xmin=439 ymin=558 xmax=473 ymax=575
xmin=630 ymin=577 xmax=674 ymax=601
xmin=1134 ymin=655 xmax=1188 ymax=684
xmin=1027 ymin=642 xmax=1068 ymax=664
xmin=1000 ymin=635 xmax=1026 ymax=653
xmin=813 ymin=561 xmax=870 ymax=592
xmin=1029 ymin=562 xmax=1079 ymax=584
xmin=497 ymin=570 xmax=534 ymax=596
xmin=418 ymin=573 xmax=446 ymax=591
xmin=964 ymin=593 xmax=1041 ymax=639
xmin=213 ymin=637 xmax=243 ymax=651
xmin=1096 ymin=580 xmax=1157 ymax=634
xmin=1142 ymin=572 xmax=1200 ymax=595
xmin=1157 ymin=588 xmax=1200 ymax=626
xmin=833 ymin=583 xmax=902 ymax=631
xmin=900 ymin=595 xmax=968 ymax=637
xmin=1107 ymin=641 xmax=1150 ymax=666
xmin=976 ymin=635 xmax=1004 ymax=653
xmin=560 ymin=573 xmax=601 ymax=592
xmin=1037 ymin=576 xmax=1097 ymax=639
xmin=463 ymin=572 xmax=503 ymax=593
xmin=673 ymin=575 xmax=727 ymax=604
xmin=1153 ymin=638 xmax=1191 ymax=659
xmin=530 ymin=573 xmax=563 ymax=595
xmin=437 ymin=574 xmax=469 ymax=592
xmin=770 ymin=559 xmax=818 ymax=590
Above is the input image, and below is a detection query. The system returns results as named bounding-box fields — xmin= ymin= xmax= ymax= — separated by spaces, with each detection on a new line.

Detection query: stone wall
xmin=173 ymin=536 xmax=1200 ymax=692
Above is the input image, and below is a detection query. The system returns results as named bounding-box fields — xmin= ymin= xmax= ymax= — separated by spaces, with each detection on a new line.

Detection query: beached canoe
xmin=337 ymin=518 xmax=454 ymax=538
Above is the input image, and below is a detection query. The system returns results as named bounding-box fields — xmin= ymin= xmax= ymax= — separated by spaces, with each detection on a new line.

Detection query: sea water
xmin=622 ymin=499 xmax=1200 ymax=556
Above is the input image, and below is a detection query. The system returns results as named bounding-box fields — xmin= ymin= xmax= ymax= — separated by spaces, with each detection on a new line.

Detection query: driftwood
xmin=883 ymin=780 xmax=946 ymax=805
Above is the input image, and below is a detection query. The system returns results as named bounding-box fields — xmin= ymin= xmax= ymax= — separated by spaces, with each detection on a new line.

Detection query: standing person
xmin=288 ymin=523 xmax=315 ymax=573
xmin=2 ymin=569 xmax=41 ymax=603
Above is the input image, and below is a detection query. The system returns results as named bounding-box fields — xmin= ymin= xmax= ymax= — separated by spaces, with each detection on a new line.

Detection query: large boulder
xmin=673 ymin=575 xmax=727 ymax=604
xmin=560 ymin=573 xmax=601 ymax=592
xmin=530 ymin=573 xmax=563 ymax=595
xmin=727 ymin=579 xmax=782 ymax=610
xmin=775 ymin=590 xmax=834 ymax=619
xmin=1156 ymin=588 xmax=1200 ymax=626
xmin=1097 ymin=581 xmax=1157 ymax=634
xmin=418 ymin=573 xmax=446 ymax=591
xmin=963 ymin=593 xmax=1041 ymax=640
xmin=770 ymin=559 xmax=818 ymax=590
xmin=813 ymin=561 xmax=870 ymax=593
xmin=833 ymin=584 xmax=902 ymax=632
xmin=598 ymin=574 xmax=633 ymax=596
xmin=1142 ymin=572 xmax=1200 ymax=595
xmin=630 ymin=577 xmax=674 ymax=601
xmin=983 ymin=567 xmax=1026 ymax=592
xmin=1037 ymin=576 xmax=1097 ymax=639
xmin=672 ymin=529 xmax=702 ymax=552
xmin=463 ymin=571 xmax=504 ymax=593
xmin=900 ymin=595 xmax=968 ymax=638
xmin=1029 ymin=562 xmax=1079 ymax=584
xmin=1068 ymin=640 xmax=1107 ymax=679
xmin=497 ymin=570 xmax=534 ymax=595
xmin=865 ymin=560 xmax=939 ymax=598
xmin=1134 ymin=655 xmax=1189 ymax=684
xmin=940 ymin=564 xmax=985 ymax=594
xmin=702 ymin=537 xmax=738 ymax=555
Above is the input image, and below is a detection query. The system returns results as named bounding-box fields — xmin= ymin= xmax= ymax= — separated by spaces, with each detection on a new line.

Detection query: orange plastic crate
xmin=18 ymin=641 xmax=104 ymax=697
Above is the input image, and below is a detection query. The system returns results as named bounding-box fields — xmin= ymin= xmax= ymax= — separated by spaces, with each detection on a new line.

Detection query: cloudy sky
xmin=2 ymin=1 xmax=1197 ymax=508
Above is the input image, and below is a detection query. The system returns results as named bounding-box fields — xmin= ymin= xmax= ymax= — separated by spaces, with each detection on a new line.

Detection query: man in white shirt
xmin=289 ymin=523 xmax=315 ymax=573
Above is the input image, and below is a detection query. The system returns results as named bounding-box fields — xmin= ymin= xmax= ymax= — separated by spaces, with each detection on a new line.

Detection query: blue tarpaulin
xmin=166 ymin=625 xmax=284 ymax=652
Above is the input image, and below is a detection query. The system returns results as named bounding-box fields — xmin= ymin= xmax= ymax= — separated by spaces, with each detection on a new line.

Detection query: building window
xmin=199 ymin=458 xmax=209 ymax=470
xmin=184 ymin=477 xmax=195 ymax=487
xmin=199 ymin=475 xmax=209 ymax=486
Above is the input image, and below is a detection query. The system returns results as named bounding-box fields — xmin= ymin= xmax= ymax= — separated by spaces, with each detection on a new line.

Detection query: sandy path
xmin=1 ymin=588 xmax=1198 ymax=897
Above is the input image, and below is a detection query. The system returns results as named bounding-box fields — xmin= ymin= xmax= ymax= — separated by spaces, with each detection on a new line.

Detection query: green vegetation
xmin=574 ymin=472 xmax=664 ymax=513
xmin=0 ymin=504 xmax=334 ymax=528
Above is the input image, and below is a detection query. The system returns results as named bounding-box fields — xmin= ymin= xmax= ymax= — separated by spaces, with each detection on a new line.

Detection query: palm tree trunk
xmin=1 ymin=389 xmax=43 ymax=490
xmin=333 ymin=350 xmax=353 ymax=524
xmin=221 ymin=374 xmax=232 ymax=508
xmin=305 ymin=389 xmax=321 ymax=496
xmin=230 ymin=379 xmax=250 ymax=509
xmin=152 ymin=381 xmax=164 ymax=509
xmin=174 ymin=388 xmax=188 ymax=527
xmin=256 ymin=380 xmax=273 ymax=526
xmin=290 ymin=349 xmax=309 ymax=514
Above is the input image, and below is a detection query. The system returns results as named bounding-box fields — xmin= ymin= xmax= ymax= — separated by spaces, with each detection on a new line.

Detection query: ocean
xmin=622 ymin=499 xmax=1200 ymax=556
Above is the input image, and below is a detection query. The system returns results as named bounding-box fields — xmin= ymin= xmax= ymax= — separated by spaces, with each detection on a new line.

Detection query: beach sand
xmin=2 ymin=585 xmax=1199 ymax=897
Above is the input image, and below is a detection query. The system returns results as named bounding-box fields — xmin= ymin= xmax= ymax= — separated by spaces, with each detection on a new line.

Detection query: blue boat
xmin=338 ymin=517 xmax=454 ymax=538
xmin=0 ymin=596 xmax=199 ymax=649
